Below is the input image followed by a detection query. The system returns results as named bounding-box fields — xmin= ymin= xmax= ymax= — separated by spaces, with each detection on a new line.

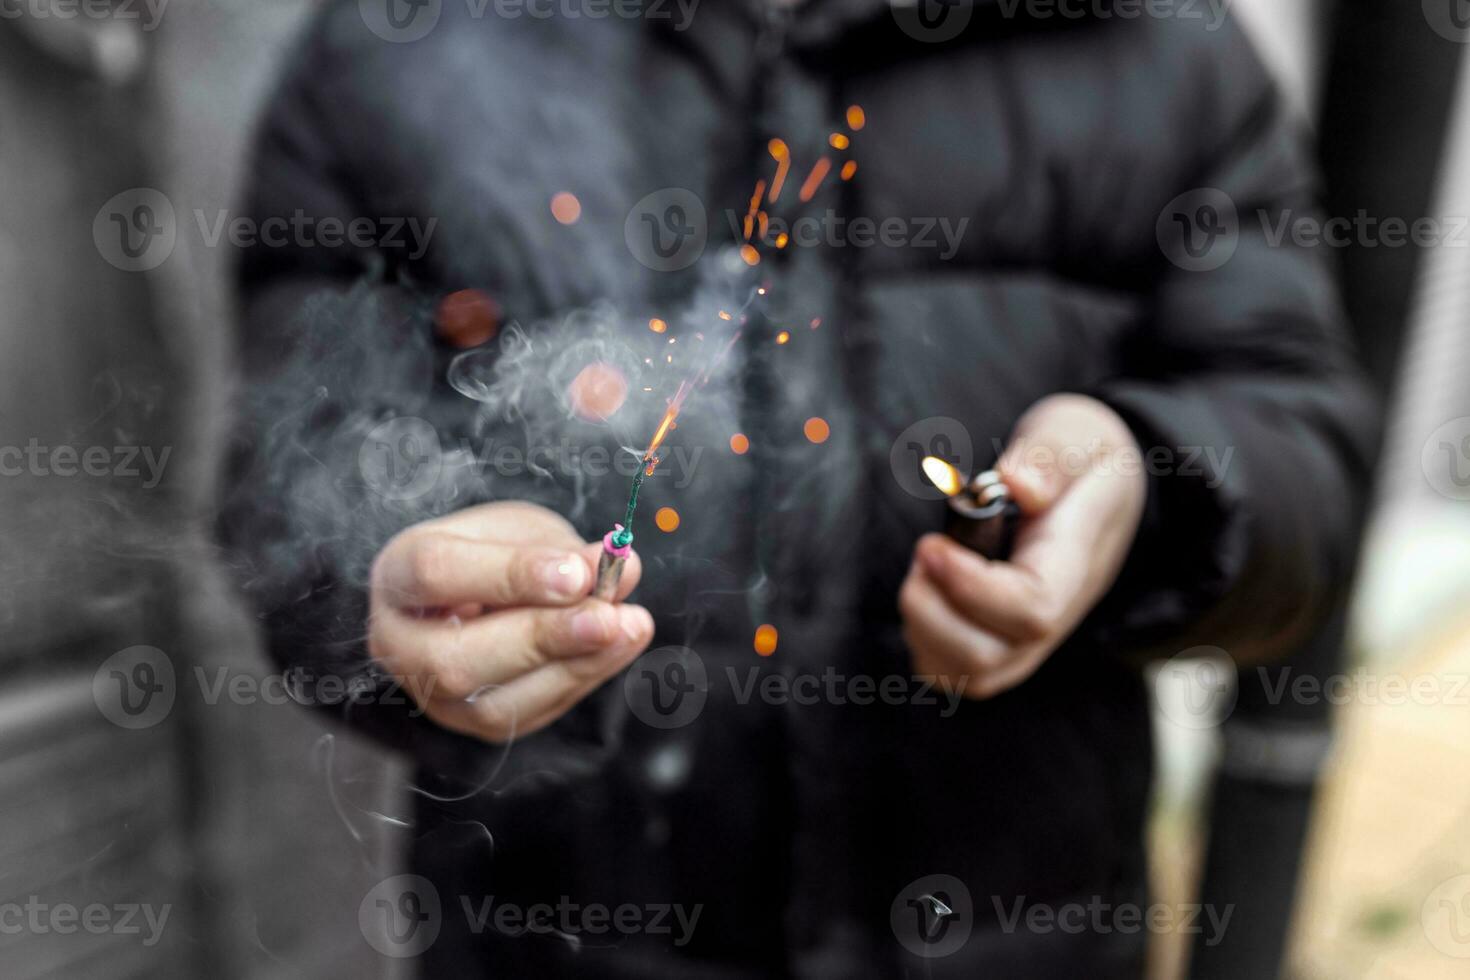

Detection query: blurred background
xmin=2 ymin=1 xmax=1468 ymax=977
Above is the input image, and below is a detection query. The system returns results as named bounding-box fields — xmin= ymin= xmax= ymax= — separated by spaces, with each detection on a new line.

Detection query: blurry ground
xmin=1287 ymin=611 xmax=1470 ymax=979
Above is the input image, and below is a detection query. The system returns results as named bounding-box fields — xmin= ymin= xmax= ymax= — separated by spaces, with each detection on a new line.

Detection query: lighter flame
xmin=922 ymin=456 xmax=965 ymax=497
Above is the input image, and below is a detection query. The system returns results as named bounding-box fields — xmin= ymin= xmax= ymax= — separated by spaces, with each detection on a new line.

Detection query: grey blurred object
xmin=0 ymin=7 xmax=192 ymax=978
xmin=0 ymin=2 xmax=405 ymax=979
xmin=1189 ymin=3 xmax=1467 ymax=979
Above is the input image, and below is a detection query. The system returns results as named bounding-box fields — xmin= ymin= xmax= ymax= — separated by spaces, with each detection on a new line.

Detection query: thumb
xmin=996 ymin=457 xmax=1063 ymax=516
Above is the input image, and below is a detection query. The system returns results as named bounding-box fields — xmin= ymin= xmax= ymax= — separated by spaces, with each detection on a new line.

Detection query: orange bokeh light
xmin=754 ymin=624 xmax=778 ymax=656
xmin=804 ymin=417 xmax=830 ymax=444
xmin=775 ymin=331 xmax=790 ymax=345
xmin=655 ymin=507 xmax=681 ymax=533
xmin=649 ymin=317 xmax=668 ymax=333
xmin=846 ymin=105 xmax=866 ymax=131
xmin=550 ymin=192 xmax=582 ymax=225
xmin=730 ymin=433 xmax=750 ymax=455
xmin=434 ymin=289 xmax=500 ymax=349
xmin=568 ymin=361 xmax=627 ymax=422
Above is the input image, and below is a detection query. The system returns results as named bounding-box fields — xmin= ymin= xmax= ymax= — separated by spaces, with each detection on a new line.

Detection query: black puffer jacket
xmin=222 ymin=1 xmax=1378 ymax=976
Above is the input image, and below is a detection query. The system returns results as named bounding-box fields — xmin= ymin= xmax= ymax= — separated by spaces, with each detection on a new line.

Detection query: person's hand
xmin=369 ymin=501 xmax=654 ymax=741
xmin=900 ymin=394 xmax=1147 ymax=699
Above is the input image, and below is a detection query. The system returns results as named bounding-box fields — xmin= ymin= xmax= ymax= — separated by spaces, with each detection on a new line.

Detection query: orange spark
xmin=643 ymin=379 xmax=694 ymax=464
xmin=649 ymin=317 xmax=667 ymax=333
xmin=799 ymin=158 xmax=832 ymax=202
xmin=754 ymin=624 xmax=778 ymax=656
xmin=804 ymin=417 xmax=830 ymax=444
xmin=829 ymin=133 xmax=850 ymax=150
xmin=776 ymin=330 xmax=791 ymax=345
xmin=841 ymin=160 xmax=857 ymax=181
xmin=744 ymin=179 xmax=766 ymax=240
xmin=768 ymin=139 xmax=791 ymax=203
xmin=740 ymin=244 xmax=760 ymax=266
xmin=730 ymin=433 xmax=750 ymax=455
xmin=846 ymin=105 xmax=866 ymax=131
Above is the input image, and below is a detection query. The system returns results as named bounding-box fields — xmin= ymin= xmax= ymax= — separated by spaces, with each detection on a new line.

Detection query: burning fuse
xmin=921 ymin=456 xmax=1019 ymax=561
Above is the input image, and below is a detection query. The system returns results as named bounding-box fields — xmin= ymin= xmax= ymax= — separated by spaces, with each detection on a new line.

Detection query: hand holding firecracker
xmin=367 ymin=501 xmax=654 ymax=743
xmin=900 ymin=394 xmax=1147 ymax=700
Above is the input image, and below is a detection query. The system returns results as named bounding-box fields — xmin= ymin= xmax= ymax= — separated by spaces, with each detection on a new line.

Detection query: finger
xmin=577 ymin=540 xmax=644 ymax=601
xmin=995 ymin=456 xmax=1061 ymax=516
xmin=898 ymin=562 xmax=1013 ymax=678
xmin=377 ymin=600 xmax=652 ymax=695
xmin=913 ymin=534 xmax=1056 ymax=643
xmin=424 ymin=635 xmax=647 ymax=743
xmin=431 ymin=500 xmax=583 ymax=546
xmin=374 ymin=531 xmax=591 ymax=609
xmin=1009 ymin=473 xmax=1121 ymax=603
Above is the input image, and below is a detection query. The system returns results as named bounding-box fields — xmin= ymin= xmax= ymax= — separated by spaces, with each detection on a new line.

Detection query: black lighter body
xmin=944 ymin=470 xmax=1020 ymax=561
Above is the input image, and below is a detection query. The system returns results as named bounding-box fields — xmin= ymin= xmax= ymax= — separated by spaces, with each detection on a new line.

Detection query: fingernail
xmin=619 ymin=606 xmax=651 ymax=644
xmin=571 ymin=607 xmax=613 ymax=646
xmin=542 ymin=556 xmax=588 ymax=599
